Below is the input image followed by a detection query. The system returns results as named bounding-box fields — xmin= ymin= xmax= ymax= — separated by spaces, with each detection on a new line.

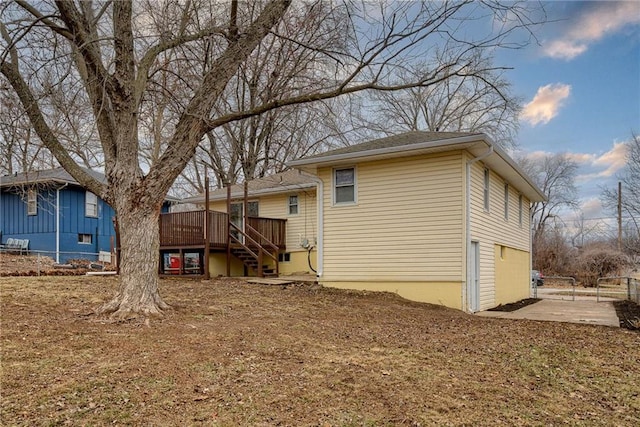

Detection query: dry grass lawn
xmin=1 ymin=276 xmax=639 ymax=426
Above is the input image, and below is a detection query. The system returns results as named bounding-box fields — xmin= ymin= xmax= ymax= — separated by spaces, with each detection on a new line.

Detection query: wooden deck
xmin=159 ymin=210 xmax=286 ymax=250
xmin=158 ymin=210 xmax=286 ymax=277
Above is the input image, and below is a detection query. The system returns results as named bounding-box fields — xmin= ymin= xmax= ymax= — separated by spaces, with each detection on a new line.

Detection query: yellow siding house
xmin=289 ymin=131 xmax=545 ymax=312
xmin=182 ymin=170 xmax=319 ymax=277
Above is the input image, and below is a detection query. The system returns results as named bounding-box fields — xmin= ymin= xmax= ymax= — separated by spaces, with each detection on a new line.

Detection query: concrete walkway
xmin=476 ymin=299 xmax=620 ymax=327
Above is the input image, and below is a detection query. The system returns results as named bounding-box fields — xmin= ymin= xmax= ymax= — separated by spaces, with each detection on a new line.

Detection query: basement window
xmin=278 ymin=252 xmax=291 ymax=262
xmin=78 ymin=233 xmax=92 ymax=244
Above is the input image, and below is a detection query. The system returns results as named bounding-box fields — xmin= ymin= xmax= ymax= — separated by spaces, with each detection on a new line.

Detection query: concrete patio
xmin=476 ymin=298 xmax=620 ymax=328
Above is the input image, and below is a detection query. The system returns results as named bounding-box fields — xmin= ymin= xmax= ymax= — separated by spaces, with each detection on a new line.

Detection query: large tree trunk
xmin=98 ymin=203 xmax=169 ymax=319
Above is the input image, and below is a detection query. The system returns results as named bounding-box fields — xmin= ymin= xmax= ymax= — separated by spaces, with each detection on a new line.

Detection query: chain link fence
xmin=597 ymin=277 xmax=640 ymax=304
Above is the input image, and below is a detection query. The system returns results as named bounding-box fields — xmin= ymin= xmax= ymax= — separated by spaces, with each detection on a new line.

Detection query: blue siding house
xmin=0 ymin=168 xmax=116 ymax=263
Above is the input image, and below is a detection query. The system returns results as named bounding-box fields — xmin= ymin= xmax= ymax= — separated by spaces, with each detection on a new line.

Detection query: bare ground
xmin=1 ymin=276 xmax=639 ymax=426
xmin=0 ymin=253 xmax=113 ymax=276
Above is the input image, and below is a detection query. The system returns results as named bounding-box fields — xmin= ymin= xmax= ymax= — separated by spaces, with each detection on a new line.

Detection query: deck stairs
xmin=229 ymin=222 xmax=280 ymax=278
xmin=230 ymin=245 xmax=278 ymax=277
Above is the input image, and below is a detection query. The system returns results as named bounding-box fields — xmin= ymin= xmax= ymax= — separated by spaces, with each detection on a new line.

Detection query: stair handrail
xmin=245 ymin=222 xmax=279 ymax=253
xmin=229 ymin=222 xmax=278 ymax=276
xmin=245 ymin=222 xmax=279 ymax=275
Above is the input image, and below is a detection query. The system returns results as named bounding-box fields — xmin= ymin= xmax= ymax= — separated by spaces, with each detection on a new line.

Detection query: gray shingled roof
xmin=182 ymin=169 xmax=317 ymax=204
xmin=0 ymin=167 xmax=106 ymax=188
xmin=295 ymin=131 xmax=481 ymax=161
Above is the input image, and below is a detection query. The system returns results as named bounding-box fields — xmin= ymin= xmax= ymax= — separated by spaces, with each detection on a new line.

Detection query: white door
xmin=469 ymin=241 xmax=480 ymax=312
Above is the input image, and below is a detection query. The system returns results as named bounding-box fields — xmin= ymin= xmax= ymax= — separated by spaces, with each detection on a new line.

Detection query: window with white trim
xmin=288 ymin=195 xmax=299 ymax=215
xmin=504 ymin=183 xmax=509 ymax=221
xmin=78 ymin=233 xmax=92 ymax=244
xmin=278 ymin=252 xmax=291 ymax=262
xmin=86 ymin=191 xmax=98 ymax=217
xmin=518 ymin=194 xmax=523 ymax=226
xmin=27 ymin=188 xmax=37 ymax=215
xmin=334 ymin=167 xmax=355 ymax=204
xmin=483 ymin=168 xmax=490 ymax=211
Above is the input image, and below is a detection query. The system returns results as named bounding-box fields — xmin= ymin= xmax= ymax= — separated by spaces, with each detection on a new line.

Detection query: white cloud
xmin=564 ymin=152 xmax=596 ymax=164
xmin=543 ymin=2 xmax=640 ymax=60
xmin=576 ymin=141 xmax=630 ymax=181
xmin=579 ymin=198 xmax=604 ymax=219
xmin=520 ymin=83 xmax=571 ymax=126
xmin=543 ymin=40 xmax=588 ymax=61
xmin=592 ymin=141 xmax=629 ymax=176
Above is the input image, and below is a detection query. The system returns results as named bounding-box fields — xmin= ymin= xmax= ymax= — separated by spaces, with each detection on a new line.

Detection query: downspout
xmin=465 ymin=142 xmax=493 ymax=312
xmin=55 ymin=183 xmax=68 ymax=264
xmin=302 ymin=173 xmax=323 ymax=277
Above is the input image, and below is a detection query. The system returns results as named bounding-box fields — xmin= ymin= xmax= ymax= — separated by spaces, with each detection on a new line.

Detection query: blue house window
xmin=78 ymin=233 xmax=92 ymax=244
xmin=27 ymin=189 xmax=37 ymax=215
xmin=86 ymin=191 xmax=98 ymax=217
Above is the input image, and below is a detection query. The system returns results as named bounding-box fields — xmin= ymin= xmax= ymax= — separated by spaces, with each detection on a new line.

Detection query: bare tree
xmin=517 ymin=153 xmax=579 ymax=242
xmin=1 ymin=0 xmax=544 ymax=318
xmin=516 ymin=152 xmax=578 ymax=270
xmin=357 ymin=52 xmax=522 ymax=149
xmin=533 ymin=222 xmax=575 ymax=275
xmin=0 ymin=89 xmax=56 ymax=174
xmin=602 ymin=133 xmax=640 ymax=255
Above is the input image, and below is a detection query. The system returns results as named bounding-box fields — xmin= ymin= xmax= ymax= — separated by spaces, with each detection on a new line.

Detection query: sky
xmin=494 ymin=0 xmax=640 ymax=226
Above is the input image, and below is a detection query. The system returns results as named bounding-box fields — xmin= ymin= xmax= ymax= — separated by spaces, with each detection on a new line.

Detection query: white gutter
xmin=182 ymin=183 xmax=318 ymax=205
xmin=298 ymin=171 xmax=323 ymax=277
xmin=465 ymin=141 xmax=494 ymax=312
xmin=55 ymin=183 xmax=68 ymax=263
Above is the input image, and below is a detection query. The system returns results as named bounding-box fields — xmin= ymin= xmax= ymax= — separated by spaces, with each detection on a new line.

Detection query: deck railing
xmin=247 ymin=216 xmax=287 ymax=249
xmin=159 ymin=211 xmax=286 ymax=249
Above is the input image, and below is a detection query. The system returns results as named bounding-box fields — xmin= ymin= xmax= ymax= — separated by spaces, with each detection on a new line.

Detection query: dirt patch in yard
xmin=487 ymin=298 xmax=541 ymax=312
xmin=0 ymin=253 xmax=113 ymax=276
xmin=613 ymin=300 xmax=640 ymax=331
xmin=2 ymin=276 xmax=639 ymax=426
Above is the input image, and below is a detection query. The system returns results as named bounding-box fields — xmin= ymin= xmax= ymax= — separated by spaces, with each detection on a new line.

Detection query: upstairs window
xmin=483 ymin=168 xmax=490 ymax=211
xmin=27 ymin=188 xmax=37 ymax=215
xmin=334 ymin=167 xmax=355 ymax=204
xmin=518 ymin=194 xmax=523 ymax=226
xmin=86 ymin=191 xmax=98 ymax=217
xmin=504 ymin=183 xmax=509 ymax=221
xmin=248 ymin=201 xmax=259 ymax=217
xmin=288 ymin=195 xmax=299 ymax=215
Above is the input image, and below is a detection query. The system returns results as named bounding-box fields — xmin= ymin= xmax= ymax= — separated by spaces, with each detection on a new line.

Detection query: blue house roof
xmin=0 ymin=167 xmax=106 ymax=188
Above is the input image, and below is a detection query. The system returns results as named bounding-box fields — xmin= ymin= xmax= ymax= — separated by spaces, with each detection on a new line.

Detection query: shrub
xmin=576 ymin=248 xmax=628 ymax=287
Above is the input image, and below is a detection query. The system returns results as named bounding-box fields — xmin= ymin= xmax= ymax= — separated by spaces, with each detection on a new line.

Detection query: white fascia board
xmin=477 ymin=144 xmax=546 ymax=202
xmin=287 ymin=134 xmax=483 ymax=168
xmin=182 ymin=182 xmax=317 ymax=205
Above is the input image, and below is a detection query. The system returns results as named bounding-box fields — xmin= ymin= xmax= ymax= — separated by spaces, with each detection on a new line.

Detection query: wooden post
xmin=226 ymin=183 xmax=231 ymax=277
xmin=204 ymin=174 xmax=210 ymax=279
xmin=113 ymin=217 xmax=120 ymax=274
xmin=618 ymin=181 xmax=622 ymax=252
xmin=243 ymin=181 xmax=248 ymax=237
